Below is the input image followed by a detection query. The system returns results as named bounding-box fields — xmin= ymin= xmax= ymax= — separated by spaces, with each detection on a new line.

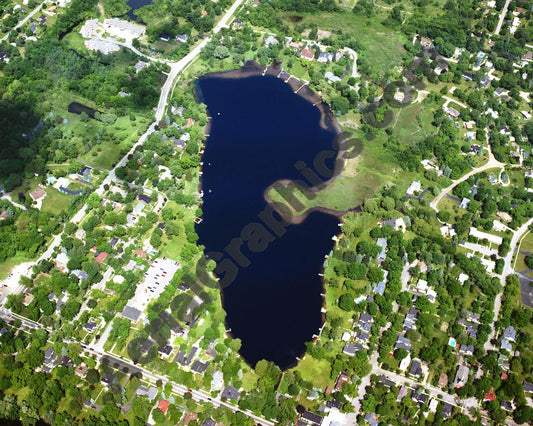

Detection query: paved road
xmin=0 ymin=0 xmax=48 ymax=42
xmin=484 ymin=217 xmax=533 ymax=352
xmin=430 ymin=133 xmax=504 ymax=211
xmin=154 ymin=0 xmax=245 ymax=121
xmin=442 ymin=96 xmax=467 ymax=109
xmin=494 ymin=0 xmax=511 ymax=35
xmin=0 ymin=307 xmax=274 ymax=425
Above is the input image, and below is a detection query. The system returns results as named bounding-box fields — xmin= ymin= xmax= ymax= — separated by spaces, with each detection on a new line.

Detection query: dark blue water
xmin=127 ymin=0 xmax=152 ymax=20
xmin=197 ymin=74 xmax=341 ymax=369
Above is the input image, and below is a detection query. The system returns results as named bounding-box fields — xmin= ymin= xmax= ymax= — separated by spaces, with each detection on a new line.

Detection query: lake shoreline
xmin=198 ymin=61 xmax=350 ymax=226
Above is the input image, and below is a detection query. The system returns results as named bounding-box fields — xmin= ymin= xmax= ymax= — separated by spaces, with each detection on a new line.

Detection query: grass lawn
xmin=41 ymin=187 xmax=72 ymax=214
xmin=281 ymin=11 xmax=407 ymax=77
xmin=267 ymin=131 xmax=404 ymax=215
xmin=294 ymin=356 xmax=332 ymax=390
xmin=241 ymin=369 xmax=258 ymax=392
xmin=0 ymin=252 xmax=31 ymax=279
xmin=391 ymin=102 xmax=428 ymax=145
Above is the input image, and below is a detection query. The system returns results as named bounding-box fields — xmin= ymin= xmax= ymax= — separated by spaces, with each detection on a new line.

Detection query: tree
xmin=367 ymin=267 xmax=384 ymax=283
xmin=394 ymin=348 xmax=408 ymax=360
xmin=86 ymin=368 xmax=100 ymax=384
xmin=339 ymin=294 xmax=355 ymax=311
xmin=213 ymin=46 xmax=230 ymax=59
xmin=331 ymin=96 xmax=350 ymax=116
xmin=513 ymin=405 xmax=533 ymax=424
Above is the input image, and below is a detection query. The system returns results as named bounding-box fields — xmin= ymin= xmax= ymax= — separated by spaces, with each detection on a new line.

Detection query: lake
xmin=126 ymin=0 xmax=152 ymax=20
xmin=196 ymin=67 xmax=341 ymax=369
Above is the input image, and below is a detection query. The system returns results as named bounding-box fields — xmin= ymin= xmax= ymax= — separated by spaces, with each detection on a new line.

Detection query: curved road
xmin=430 ymin=133 xmax=505 ymax=211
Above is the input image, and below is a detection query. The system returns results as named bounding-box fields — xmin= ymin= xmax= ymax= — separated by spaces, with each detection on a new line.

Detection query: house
xmin=406 ymin=181 xmax=422 ymax=196
xmin=109 ymin=237 xmax=119 ymax=249
xmin=429 ymin=398 xmax=439 ymax=413
xmin=43 ymin=347 xmax=58 ymax=367
xmin=503 ymin=326 xmax=516 ymax=342
xmin=222 ymin=386 xmax=240 ymax=401
xmin=175 ymin=347 xmax=198 ymax=366
xmin=364 ymin=413 xmax=378 ymax=426
xmin=479 ymin=76 xmax=490 ymax=88
xmin=211 ymin=371 xmax=224 ymax=391
xmin=454 ymin=365 xmax=470 ymax=388
xmin=501 ymin=338 xmax=513 ymax=351
xmin=135 ymin=60 xmax=149 ymax=73
xmin=135 ymin=385 xmax=158 ymax=401
xmin=158 ymin=345 xmax=173 ymax=358
xmin=416 ymin=279 xmax=428 ymax=293
xmin=462 ymin=72 xmax=474 ymax=81
xmin=138 ymin=194 xmax=152 ymax=204
xmin=494 ymin=87 xmax=504 ymax=96
xmin=160 ymin=34 xmax=170 ymax=42
xmin=459 ymin=344 xmax=474 ymax=356
xmin=489 ymin=173 xmax=498 ymax=185
xmin=459 ymin=198 xmax=470 ymax=209
xmin=358 ymin=313 xmax=373 ymax=332
xmin=343 ymin=343 xmax=357 ymax=356
xmin=29 ymin=189 xmax=46 ymax=202
xmin=191 ymin=360 xmax=209 ymax=374
xmin=325 ymin=400 xmax=342 ymax=411
xmin=446 ymin=107 xmax=460 ymax=119
xmin=484 ymin=387 xmax=496 ymax=402
xmin=521 ymin=111 xmax=532 ymax=120
xmin=202 ymin=420 xmax=216 ymax=426
xmin=500 ymin=401 xmax=513 ymax=412
xmin=442 ymin=403 xmax=452 ymax=419
xmin=498 ymin=353 xmax=510 ymax=370
xmin=83 ymin=321 xmax=97 ymax=333
xmin=522 ymin=51 xmax=533 ymax=61
xmin=355 ymin=331 xmax=370 ymax=345
xmin=95 ymin=252 xmax=108 ymax=264
xmin=409 ymin=360 xmax=423 ymax=378
xmin=75 ymin=363 xmax=88 ymax=378
xmin=157 ymin=400 xmax=170 ymax=414
xmin=438 ymin=374 xmax=448 ymax=387
xmin=264 ymin=35 xmax=278 ymax=46
xmin=435 ymin=62 xmax=449 ymax=75
xmin=399 ymin=353 xmax=411 ymax=371
xmin=334 ymin=372 xmax=350 ymax=391
xmin=325 ymin=71 xmax=341 ymax=83
xmin=523 ymin=381 xmax=533 ymax=393
xmin=22 ymin=294 xmax=34 ymax=306
xmin=121 ymin=306 xmax=142 ymax=323
xmin=395 ymin=335 xmax=411 ymax=351
xmin=56 ymin=252 xmax=68 ymax=267
xmin=140 ymin=339 xmax=155 ymax=355
xmin=397 ymin=385 xmax=408 ymax=402
xmin=373 ymin=280 xmax=386 ymax=295
xmin=379 ymin=375 xmax=394 ymax=388
xmin=318 ymin=52 xmax=334 ymax=63
xmin=420 ymin=37 xmax=432 ymax=48
xmin=176 ymin=34 xmax=188 ymax=43
xmin=410 ymin=390 xmax=428 ymax=405
xmin=71 ymin=269 xmax=89 ymax=282
xmin=376 ymin=238 xmax=387 ymax=260
xmin=301 ymin=410 xmax=323 ymax=425
xmin=300 ymin=48 xmax=314 ymax=61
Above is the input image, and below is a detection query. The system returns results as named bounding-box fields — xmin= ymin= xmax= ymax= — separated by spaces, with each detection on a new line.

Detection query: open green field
xmin=0 ymin=252 xmax=30 ymax=279
xmin=280 ymin=11 xmax=406 ymax=77
xmin=390 ymin=100 xmax=438 ymax=145
xmin=41 ymin=187 xmax=73 ymax=214
xmin=294 ymin=356 xmax=332 ymax=390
